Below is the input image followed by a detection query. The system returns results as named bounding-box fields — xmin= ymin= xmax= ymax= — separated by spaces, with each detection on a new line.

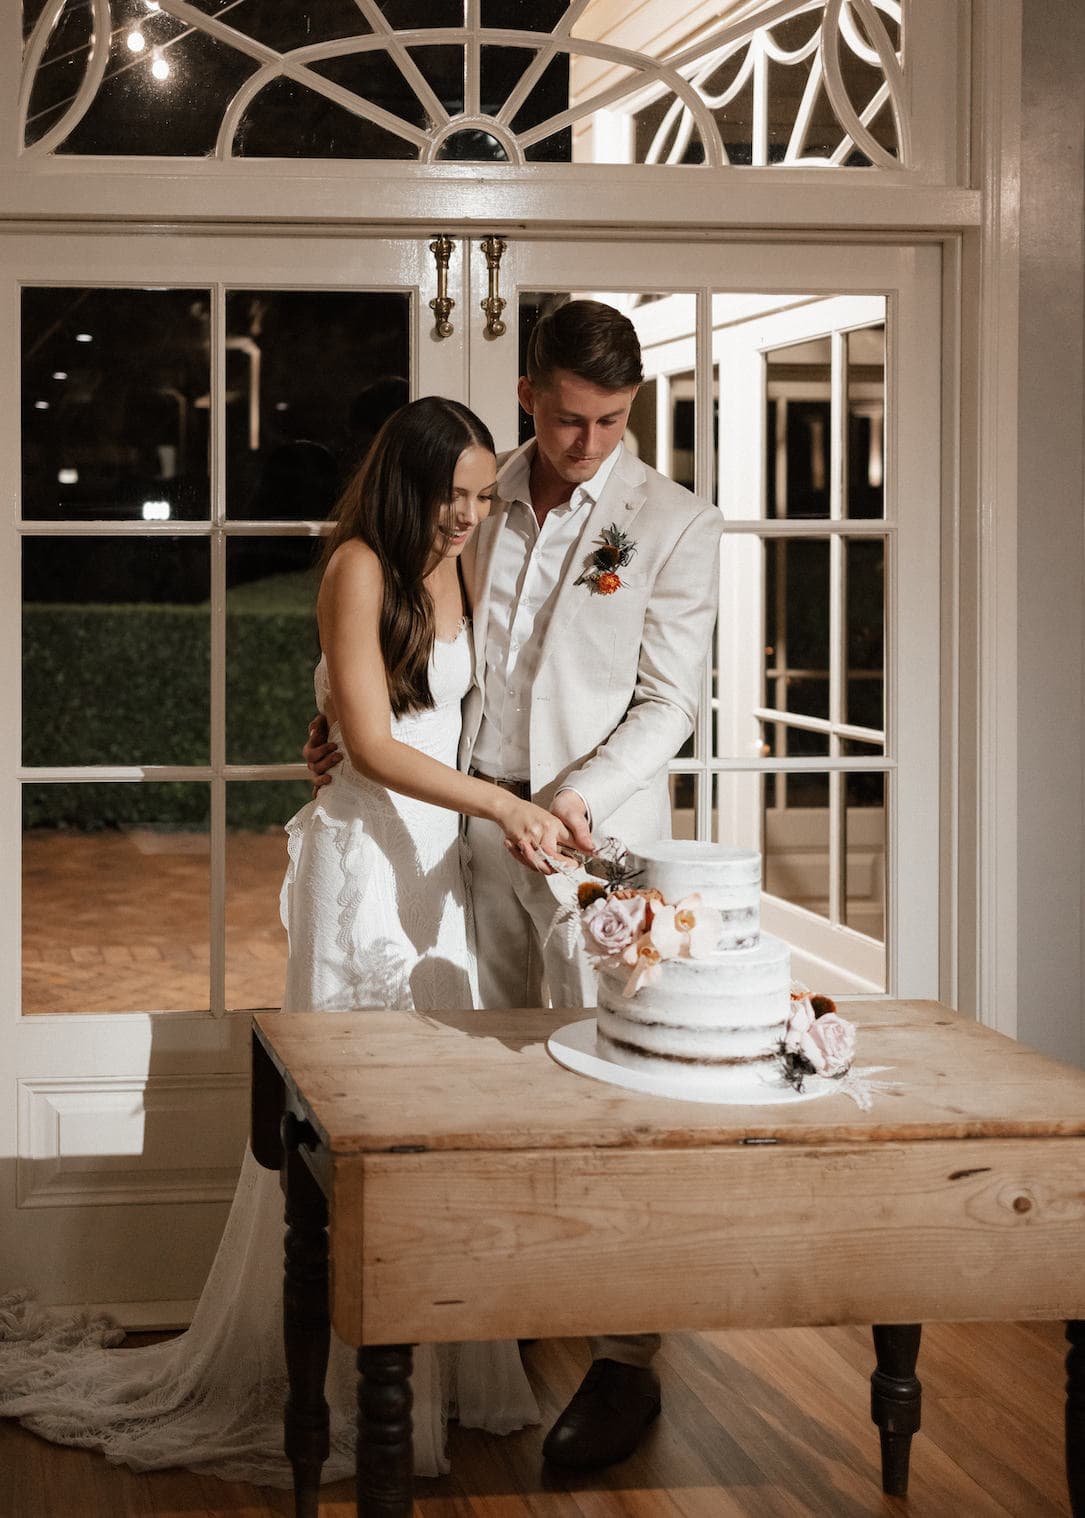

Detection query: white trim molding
xmin=957 ymin=0 xmax=1021 ymax=1035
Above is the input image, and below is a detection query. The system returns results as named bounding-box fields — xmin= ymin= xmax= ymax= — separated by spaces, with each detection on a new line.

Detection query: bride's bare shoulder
xmin=320 ymin=538 xmax=382 ymax=599
xmin=324 ymin=536 xmax=380 ymax=576
xmin=317 ymin=543 xmax=385 ymax=644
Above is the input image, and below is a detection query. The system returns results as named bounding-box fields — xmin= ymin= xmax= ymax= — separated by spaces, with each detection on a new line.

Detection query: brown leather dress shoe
xmin=542 ymin=1358 xmax=661 ymax=1470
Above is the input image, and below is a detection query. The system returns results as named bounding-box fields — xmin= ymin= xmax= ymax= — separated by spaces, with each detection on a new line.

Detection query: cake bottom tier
xmin=594 ymin=1017 xmax=786 ymax=1095
xmin=594 ymin=1001 xmax=789 ymax=1086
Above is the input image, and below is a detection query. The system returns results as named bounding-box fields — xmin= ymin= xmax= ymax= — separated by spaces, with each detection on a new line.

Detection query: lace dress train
xmin=0 ymin=629 xmax=539 ymax=1483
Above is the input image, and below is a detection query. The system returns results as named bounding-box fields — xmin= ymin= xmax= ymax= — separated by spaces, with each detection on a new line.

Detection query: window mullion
xmin=829 ymin=328 xmax=847 ymax=926
xmin=695 ymin=287 xmax=714 ymax=842
xmin=209 ymin=283 xmax=227 ymax=1019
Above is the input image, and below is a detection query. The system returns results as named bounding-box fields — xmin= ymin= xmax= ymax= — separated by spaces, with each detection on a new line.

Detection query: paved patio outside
xmin=22 ymin=829 xmax=289 ymax=1015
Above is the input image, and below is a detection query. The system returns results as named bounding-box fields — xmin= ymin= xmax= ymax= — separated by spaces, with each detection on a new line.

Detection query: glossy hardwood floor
xmin=0 ymin=1321 xmax=1071 ymax=1516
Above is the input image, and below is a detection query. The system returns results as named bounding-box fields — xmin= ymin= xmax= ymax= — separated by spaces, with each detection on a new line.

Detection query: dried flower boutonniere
xmin=575 ymin=523 xmax=637 ymax=596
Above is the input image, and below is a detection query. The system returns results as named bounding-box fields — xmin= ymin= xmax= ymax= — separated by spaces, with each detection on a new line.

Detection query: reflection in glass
xmin=846 ymin=324 xmax=885 ymax=518
xmin=23 ymin=0 xmax=94 ymax=150
xmin=22 ymin=783 xmax=210 ymax=1014
xmin=378 ymin=0 xmax=462 ymax=24
xmin=844 ymin=756 xmax=886 ymax=942
xmin=845 ymin=537 xmax=885 ymax=731
xmin=225 ymin=291 xmax=410 ymax=519
xmin=22 ymin=537 xmax=209 ymax=768
xmin=765 ymin=337 xmax=831 ymax=518
xmin=237 ymin=77 xmax=418 ymax=160
xmin=764 ymin=536 xmax=830 ymax=701
xmin=226 ymin=781 xmax=309 ymax=1012
xmin=226 ymin=543 xmax=322 ymax=766
xmin=309 ymin=50 xmax=432 ymax=133
xmin=669 ymin=771 xmax=697 ymax=841
xmin=712 ymin=770 xmax=750 ymax=842
xmin=190 ymin=1 xmax=374 ymax=50
xmin=22 ymin=288 xmax=211 ymax=522
xmin=52 ymin=9 xmax=256 ymax=158
xmin=436 ymin=128 xmax=510 ymax=161
xmin=481 ymin=0 xmax=567 ymax=29
xmin=763 ymin=770 xmax=829 ymax=905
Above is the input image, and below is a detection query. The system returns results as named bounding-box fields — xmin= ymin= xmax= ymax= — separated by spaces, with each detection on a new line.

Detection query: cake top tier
xmin=626 ymin=840 xmax=762 ymax=909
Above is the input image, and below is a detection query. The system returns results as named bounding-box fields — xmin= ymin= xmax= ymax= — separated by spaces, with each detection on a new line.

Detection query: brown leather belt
xmin=469 ymin=768 xmax=532 ymax=800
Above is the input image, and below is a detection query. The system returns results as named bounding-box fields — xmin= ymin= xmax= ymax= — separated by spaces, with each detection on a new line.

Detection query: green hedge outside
xmin=23 ymin=571 xmax=319 ymax=830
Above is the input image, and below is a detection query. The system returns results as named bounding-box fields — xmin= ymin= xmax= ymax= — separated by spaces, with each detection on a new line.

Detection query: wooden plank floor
xmin=0 ymin=1322 xmax=1071 ymax=1516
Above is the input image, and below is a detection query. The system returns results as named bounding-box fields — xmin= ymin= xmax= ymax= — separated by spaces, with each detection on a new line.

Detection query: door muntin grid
xmin=18 ymin=278 xmax=411 ymax=1016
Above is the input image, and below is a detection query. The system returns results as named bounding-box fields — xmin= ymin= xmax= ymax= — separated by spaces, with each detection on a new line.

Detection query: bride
xmin=0 ymin=396 xmax=571 ymax=1485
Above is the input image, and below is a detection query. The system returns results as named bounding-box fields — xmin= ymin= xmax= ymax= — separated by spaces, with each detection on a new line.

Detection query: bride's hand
xmin=493 ymin=795 xmax=572 ymax=875
xmin=303 ymin=714 xmax=342 ymax=796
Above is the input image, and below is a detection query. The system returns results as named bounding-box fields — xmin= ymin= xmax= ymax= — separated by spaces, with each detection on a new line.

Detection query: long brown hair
xmin=322 ymin=396 xmax=495 ymax=716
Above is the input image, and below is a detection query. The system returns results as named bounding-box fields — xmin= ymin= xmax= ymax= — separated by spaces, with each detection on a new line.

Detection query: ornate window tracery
xmin=22 ymin=0 xmax=907 ymax=170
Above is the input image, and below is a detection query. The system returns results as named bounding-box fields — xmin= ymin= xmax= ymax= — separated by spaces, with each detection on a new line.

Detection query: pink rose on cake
xmin=582 ymin=891 xmax=648 ymax=965
xmin=781 ymin=981 xmax=857 ymax=1086
xmin=804 ymin=1013 xmax=857 ymax=1077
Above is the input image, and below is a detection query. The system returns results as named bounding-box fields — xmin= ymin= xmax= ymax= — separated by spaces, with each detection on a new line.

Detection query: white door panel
xmin=467 ymin=240 xmax=940 ymax=1001
xmin=2 ymin=234 xmax=462 ymax=1312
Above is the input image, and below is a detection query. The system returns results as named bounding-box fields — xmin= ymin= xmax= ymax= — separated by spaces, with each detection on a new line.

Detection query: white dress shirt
xmin=472 ymin=441 xmax=622 ymax=782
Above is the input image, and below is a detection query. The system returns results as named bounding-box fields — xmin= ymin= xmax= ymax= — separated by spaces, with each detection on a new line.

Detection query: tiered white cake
xmin=592 ymin=840 xmax=792 ymax=1095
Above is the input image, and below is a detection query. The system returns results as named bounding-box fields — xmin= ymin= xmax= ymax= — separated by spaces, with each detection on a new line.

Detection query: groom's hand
xmin=303 ymin=714 xmax=342 ymax=795
xmin=551 ymin=789 xmax=594 ymax=855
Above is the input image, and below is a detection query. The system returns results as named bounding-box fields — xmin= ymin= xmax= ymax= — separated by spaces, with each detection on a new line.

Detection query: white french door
xmin=2 ymin=234 xmax=942 ymax=1315
xmin=1 ymin=233 xmax=465 ymax=1316
xmin=468 ymin=239 xmax=942 ymax=998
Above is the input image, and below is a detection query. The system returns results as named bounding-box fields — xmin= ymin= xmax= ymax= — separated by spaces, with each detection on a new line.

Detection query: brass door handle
xmin=480 ymin=235 xmax=507 ymax=338
xmin=429 ymin=234 xmax=455 ymax=338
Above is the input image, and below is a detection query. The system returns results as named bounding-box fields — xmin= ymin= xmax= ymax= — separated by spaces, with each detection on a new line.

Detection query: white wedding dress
xmin=0 ymin=626 xmax=539 ymax=1485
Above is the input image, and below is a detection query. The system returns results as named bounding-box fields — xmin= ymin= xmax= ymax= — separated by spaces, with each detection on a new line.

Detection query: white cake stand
xmin=547 ymin=1017 xmax=843 ymax=1106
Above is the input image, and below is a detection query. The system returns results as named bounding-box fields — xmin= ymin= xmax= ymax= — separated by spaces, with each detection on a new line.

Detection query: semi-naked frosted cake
xmin=583 ymin=840 xmax=793 ymax=1095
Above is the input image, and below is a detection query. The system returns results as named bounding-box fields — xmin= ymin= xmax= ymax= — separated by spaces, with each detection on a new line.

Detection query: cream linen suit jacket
xmin=459 ymin=440 xmax=724 ymax=848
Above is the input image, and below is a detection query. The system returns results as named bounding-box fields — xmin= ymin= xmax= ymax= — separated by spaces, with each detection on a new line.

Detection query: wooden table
xmin=251 ymin=1000 xmax=1085 ymax=1517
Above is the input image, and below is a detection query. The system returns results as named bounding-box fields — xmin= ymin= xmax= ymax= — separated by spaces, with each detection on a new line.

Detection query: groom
xmin=308 ymin=299 xmax=723 ymax=1469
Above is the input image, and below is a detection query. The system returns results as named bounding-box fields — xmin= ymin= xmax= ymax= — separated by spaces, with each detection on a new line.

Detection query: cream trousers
xmin=466 ymin=814 xmax=661 ymax=1371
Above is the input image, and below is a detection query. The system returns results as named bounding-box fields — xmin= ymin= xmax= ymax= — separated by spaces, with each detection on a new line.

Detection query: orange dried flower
xmin=577 ymin=881 xmax=607 ymax=908
xmin=595 ymin=571 xmax=622 ymax=595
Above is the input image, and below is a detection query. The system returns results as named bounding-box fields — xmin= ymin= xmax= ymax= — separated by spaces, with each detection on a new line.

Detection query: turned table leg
xmin=1068 ymin=1320 xmax=1085 ymax=1518
xmin=282 ymin=1124 xmax=331 ymax=1518
xmin=870 ymin=1323 xmax=922 ymax=1496
xmin=356 ymin=1344 xmax=415 ymax=1517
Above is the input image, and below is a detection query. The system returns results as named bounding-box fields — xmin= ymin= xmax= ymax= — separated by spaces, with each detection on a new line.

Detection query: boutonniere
xmin=574 ymin=523 xmax=638 ymax=596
